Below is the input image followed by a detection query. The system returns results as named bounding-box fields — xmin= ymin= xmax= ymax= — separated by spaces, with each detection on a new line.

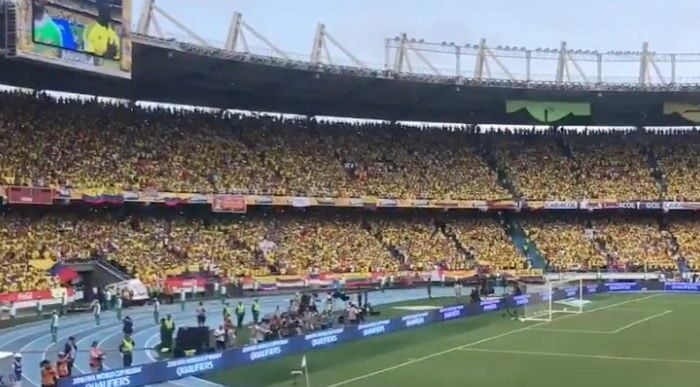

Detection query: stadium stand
xmin=522 ymin=217 xmax=604 ymax=271
xmin=6 ymin=91 xmax=700 ymax=295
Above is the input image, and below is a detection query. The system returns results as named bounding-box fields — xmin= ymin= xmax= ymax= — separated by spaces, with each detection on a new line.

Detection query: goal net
xmin=520 ymin=278 xmax=585 ymax=322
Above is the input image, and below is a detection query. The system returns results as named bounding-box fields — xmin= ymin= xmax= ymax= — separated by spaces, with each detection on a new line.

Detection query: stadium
xmin=1 ymin=1 xmax=700 ymax=387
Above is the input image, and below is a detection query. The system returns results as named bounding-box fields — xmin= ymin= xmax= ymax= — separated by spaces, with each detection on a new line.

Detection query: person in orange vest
xmin=89 ymin=341 xmax=104 ymax=372
xmin=56 ymin=352 xmax=69 ymax=379
xmin=40 ymin=359 xmax=57 ymax=387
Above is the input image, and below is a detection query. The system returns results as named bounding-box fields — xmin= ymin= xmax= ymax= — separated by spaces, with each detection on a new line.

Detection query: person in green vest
xmin=119 ymin=333 xmax=135 ymax=367
xmin=251 ymin=299 xmax=261 ymax=323
xmin=222 ymin=302 xmax=232 ymax=320
xmin=115 ymin=295 xmax=123 ymax=321
xmin=235 ymin=301 xmax=245 ymax=328
xmin=161 ymin=314 xmax=175 ymax=352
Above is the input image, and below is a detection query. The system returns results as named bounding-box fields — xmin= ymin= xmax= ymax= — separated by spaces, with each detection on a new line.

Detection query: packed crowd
xmin=523 ymin=217 xmax=604 ymax=271
xmin=6 ymin=92 xmax=700 ymax=295
xmin=523 ymin=216 xmax=679 ymax=271
xmin=0 ymin=208 xmax=480 ymax=290
xmin=6 ymin=92 xmax=700 ymax=201
xmin=445 ymin=218 xmax=523 ymax=270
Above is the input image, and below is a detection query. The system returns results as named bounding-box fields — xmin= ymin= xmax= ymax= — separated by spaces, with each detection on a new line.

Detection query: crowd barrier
xmin=57 ymin=280 xmax=700 ymax=387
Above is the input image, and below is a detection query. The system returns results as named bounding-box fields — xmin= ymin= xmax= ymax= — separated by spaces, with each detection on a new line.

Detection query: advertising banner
xmin=58 ymin=284 xmax=605 ymax=387
xmin=6 ymin=186 xmax=53 ymax=205
xmin=212 ymin=195 xmax=247 ymax=213
xmin=543 ymin=201 xmax=578 ymax=210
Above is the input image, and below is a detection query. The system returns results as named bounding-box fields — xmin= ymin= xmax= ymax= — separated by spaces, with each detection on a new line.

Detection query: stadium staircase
xmin=476 ymin=143 xmax=521 ymax=197
xmin=437 ymin=220 xmax=476 ymax=265
xmin=642 ymin=145 xmax=667 ymax=196
xmin=502 ymin=215 xmax=546 ymax=269
xmin=558 ymin=137 xmax=576 ymax=159
xmin=364 ymin=221 xmax=408 ymax=265
xmin=657 ymin=217 xmax=690 ymax=273
xmin=590 ymin=235 xmax=619 ymax=271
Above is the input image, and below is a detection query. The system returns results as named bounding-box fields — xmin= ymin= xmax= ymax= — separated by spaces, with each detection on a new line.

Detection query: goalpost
xmin=520 ymin=278 xmax=585 ymax=322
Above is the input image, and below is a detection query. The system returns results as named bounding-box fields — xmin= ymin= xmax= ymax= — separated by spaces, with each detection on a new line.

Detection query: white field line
xmin=610 ymin=310 xmax=672 ymax=334
xmin=529 ymin=328 xmax=612 ymax=334
xmin=459 ymin=347 xmax=700 ymax=365
xmin=326 ymin=294 xmax=662 ymax=387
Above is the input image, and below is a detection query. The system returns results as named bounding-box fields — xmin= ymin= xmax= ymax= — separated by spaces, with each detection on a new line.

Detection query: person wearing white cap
xmin=11 ymin=353 xmax=22 ymax=387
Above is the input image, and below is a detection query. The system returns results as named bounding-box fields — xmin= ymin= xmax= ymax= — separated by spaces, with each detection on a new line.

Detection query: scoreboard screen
xmin=15 ymin=0 xmax=132 ymax=78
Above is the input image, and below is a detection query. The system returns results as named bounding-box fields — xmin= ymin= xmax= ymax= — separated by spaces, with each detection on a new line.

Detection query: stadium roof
xmin=2 ymin=38 xmax=700 ymax=126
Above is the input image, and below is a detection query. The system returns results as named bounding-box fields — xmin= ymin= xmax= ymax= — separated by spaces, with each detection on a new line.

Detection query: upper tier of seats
xmin=2 ymin=92 xmax=700 ymax=201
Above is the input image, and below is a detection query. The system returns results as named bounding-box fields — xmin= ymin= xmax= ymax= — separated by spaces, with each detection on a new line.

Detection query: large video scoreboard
xmin=14 ymin=0 xmax=132 ymax=78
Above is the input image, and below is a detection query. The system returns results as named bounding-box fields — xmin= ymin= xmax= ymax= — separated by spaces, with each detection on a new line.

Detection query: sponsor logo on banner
xmin=439 ymin=305 xmax=464 ymax=320
xmin=665 ymin=282 xmax=700 ymax=291
xmin=291 ymin=197 xmax=312 ymax=208
xmin=639 ymin=201 xmax=661 ymax=210
xmin=317 ymin=197 xmax=336 ymax=205
xmin=70 ymin=366 xmax=142 ymax=387
xmin=348 ymin=198 xmax=364 ymax=207
xmin=667 ymin=201 xmax=700 ymax=210
xmin=513 ymin=294 xmax=531 ymax=306
xmin=166 ymin=353 xmax=221 ymax=377
xmin=543 ymin=201 xmax=578 ymax=209
xmin=142 ymin=188 xmax=160 ymax=200
xmin=305 ymin=328 xmax=344 ymax=348
xmin=242 ymin=339 xmax=289 ymax=361
xmin=401 ymin=312 xmax=429 ymax=328
xmin=411 ymin=199 xmax=429 ymax=207
xmin=122 ymin=191 xmax=139 ymax=201
xmin=563 ymin=286 xmax=579 ymax=297
xmin=617 ymin=202 xmax=637 ymax=209
xmin=189 ymin=194 xmax=208 ymax=204
xmin=480 ymin=299 xmax=501 ymax=312
xmin=254 ymin=196 xmax=273 ymax=205
xmin=377 ymin=199 xmax=398 ymax=207
xmin=604 ymin=282 xmax=637 ymax=291
xmin=465 ymin=200 xmax=488 ymax=210
xmin=358 ymin=320 xmax=391 ymax=337
xmin=434 ymin=201 xmax=459 ymax=208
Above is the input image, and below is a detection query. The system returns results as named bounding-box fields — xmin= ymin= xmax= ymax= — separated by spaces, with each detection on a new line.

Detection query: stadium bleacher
xmin=3 ymin=91 xmax=700 ymax=294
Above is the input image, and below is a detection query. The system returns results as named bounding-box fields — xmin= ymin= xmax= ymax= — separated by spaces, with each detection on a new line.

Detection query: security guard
xmin=251 ymin=299 xmax=261 ymax=323
xmin=119 ymin=333 xmax=135 ymax=367
xmin=162 ymin=314 xmax=175 ymax=352
xmin=223 ymin=302 xmax=232 ymax=320
xmin=235 ymin=301 xmax=245 ymax=328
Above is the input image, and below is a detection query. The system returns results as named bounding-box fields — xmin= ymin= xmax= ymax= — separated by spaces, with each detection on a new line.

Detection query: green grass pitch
xmin=205 ymin=293 xmax=700 ymax=387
